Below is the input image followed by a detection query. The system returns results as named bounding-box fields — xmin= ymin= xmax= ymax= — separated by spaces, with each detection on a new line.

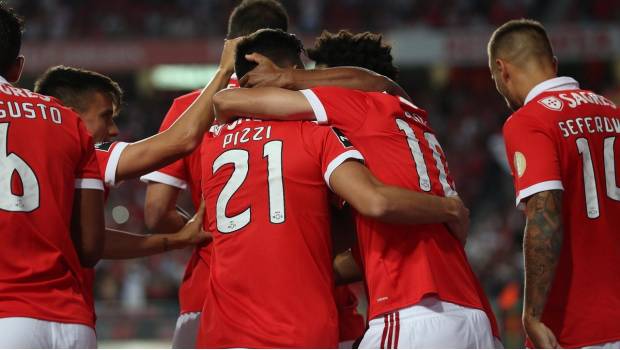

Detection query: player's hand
xmin=523 ymin=317 xmax=560 ymax=348
xmin=239 ymin=53 xmax=293 ymax=89
xmin=445 ymin=196 xmax=469 ymax=246
xmin=176 ymin=201 xmax=211 ymax=246
xmin=219 ymin=37 xmax=244 ymax=74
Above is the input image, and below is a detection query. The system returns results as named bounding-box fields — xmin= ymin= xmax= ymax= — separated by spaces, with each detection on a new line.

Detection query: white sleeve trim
xmin=300 ymin=89 xmax=329 ymax=124
xmin=104 ymin=142 xmax=129 ymax=188
xmin=140 ymin=171 xmax=188 ymax=190
xmin=324 ymin=150 xmax=365 ymax=190
xmin=75 ymin=178 xmax=104 ymax=191
xmin=516 ymin=180 xmax=564 ymax=208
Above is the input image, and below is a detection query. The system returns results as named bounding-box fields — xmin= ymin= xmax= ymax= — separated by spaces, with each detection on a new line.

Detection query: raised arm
xmin=213 ymin=87 xmax=314 ymax=124
xmin=239 ymin=53 xmax=411 ymax=100
xmin=329 ymin=160 xmax=469 ymax=244
xmin=522 ymin=190 xmax=563 ymax=349
xmin=103 ymin=203 xmax=208 ymax=259
xmin=114 ymin=38 xmax=242 ymax=183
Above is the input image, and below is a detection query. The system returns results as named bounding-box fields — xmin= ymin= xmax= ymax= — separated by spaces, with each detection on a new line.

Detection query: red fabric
xmin=197 ymin=119 xmax=362 ymax=348
xmin=504 ymin=88 xmax=620 ymax=348
xmin=306 ymin=87 xmax=500 ymax=338
xmin=0 ymin=83 xmax=101 ymax=328
xmin=335 ymin=285 xmax=365 ymax=342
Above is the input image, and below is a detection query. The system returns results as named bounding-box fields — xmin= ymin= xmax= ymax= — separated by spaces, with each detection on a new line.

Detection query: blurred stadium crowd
xmin=7 ymin=0 xmax=620 ymax=347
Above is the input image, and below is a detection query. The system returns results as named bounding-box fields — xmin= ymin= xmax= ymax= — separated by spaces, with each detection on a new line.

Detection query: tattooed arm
xmin=522 ymin=190 xmax=563 ymax=349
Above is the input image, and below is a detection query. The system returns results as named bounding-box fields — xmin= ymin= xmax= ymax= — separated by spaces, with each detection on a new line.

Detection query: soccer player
xmin=0 ymin=4 xmax=104 ymax=348
xmin=140 ymin=1 xmax=290 ymax=346
xmin=214 ymin=29 xmax=501 ymax=348
xmin=34 ymin=66 xmax=207 ymax=259
xmin=199 ymin=28 xmax=471 ymax=348
xmin=488 ymin=19 xmax=620 ymax=348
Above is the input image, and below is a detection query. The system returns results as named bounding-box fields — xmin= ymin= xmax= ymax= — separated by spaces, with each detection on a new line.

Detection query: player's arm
xmin=103 ymin=203 xmax=208 ymax=259
xmin=239 ymin=53 xmax=411 ymax=100
xmin=71 ymin=189 xmax=106 ymax=267
xmin=114 ymin=38 xmax=242 ymax=182
xmin=522 ymin=190 xmax=563 ymax=349
xmin=333 ymin=249 xmax=363 ymax=285
xmin=329 ymin=160 xmax=469 ymax=244
xmin=213 ymin=87 xmax=314 ymax=124
xmin=144 ymin=183 xmax=189 ymax=232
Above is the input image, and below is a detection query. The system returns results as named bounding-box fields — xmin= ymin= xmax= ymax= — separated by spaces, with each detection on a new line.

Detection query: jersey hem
xmin=558 ymin=335 xmax=620 ymax=349
xmin=300 ymin=89 xmax=329 ymax=124
xmin=515 ymin=180 xmax=564 ymax=207
xmin=140 ymin=171 xmax=188 ymax=190
xmin=104 ymin=141 xmax=129 ymax=187
xmin=0 ymin=312 xmax=95 ymax=329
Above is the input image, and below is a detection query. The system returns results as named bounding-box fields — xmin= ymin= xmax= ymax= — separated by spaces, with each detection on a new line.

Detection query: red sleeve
xmin=94 ymin=141 xmax=129 ymax=188
xmin=301 ymin=123 xmax=364 ymax=189
xmin=75 ymin=119 xmax=104 ymax=191
xmin=503 ymin=112 xmax=563 ymax=207
xmin=139 ymin=97 xmax=192 ymax=189
xmin=300 ymin=87 xmax=371 ymax=133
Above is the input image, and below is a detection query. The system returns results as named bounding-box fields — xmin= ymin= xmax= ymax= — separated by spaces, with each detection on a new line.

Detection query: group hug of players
xmin=1 ymin=0 xmax=619 ymax=348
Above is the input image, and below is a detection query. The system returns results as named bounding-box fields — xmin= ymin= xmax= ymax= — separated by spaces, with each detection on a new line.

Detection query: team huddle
xmin=1 ymin=0 xmax=619 ymax=349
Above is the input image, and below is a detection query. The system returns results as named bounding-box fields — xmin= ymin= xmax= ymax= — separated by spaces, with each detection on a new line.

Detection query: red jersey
xmin=503 ymin=77 xmax=620 ymax=348
xmin=94 ymin=140 xmax=129 ymax=198
xmin=197 ymin=119 xmax=364 ymax=348
xmin=301 ymin=87 xmax=499 ymax=337
xmin=0 ymin=79 xmax=103 ymax=328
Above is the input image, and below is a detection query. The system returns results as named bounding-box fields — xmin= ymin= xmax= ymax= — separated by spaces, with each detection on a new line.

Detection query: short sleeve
xmin=301 ymin=123 xmax=364 ymax=190
xmin=75 ymin=119 xmax=104 ymax=191
xmin=139 ymin=96 xmax=192 ymax=189
xmin=94 ymin=141 xmax=129 ymax=188
xmin=503 ymin=113 xmax=563 ymax=207
xmin=300 ymin=87 xmax=371 ymax=133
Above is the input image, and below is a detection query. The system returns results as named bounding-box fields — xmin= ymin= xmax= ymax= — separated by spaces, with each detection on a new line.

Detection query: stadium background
xmin=9 ymin=0 xmax=620 ymax=347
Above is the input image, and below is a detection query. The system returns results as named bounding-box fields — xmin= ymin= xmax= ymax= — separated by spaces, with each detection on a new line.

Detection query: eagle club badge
xmin=514 ymin=152 xmax=527 ymax=178
xmin=538 ymin=96 xmax=563 ymax=111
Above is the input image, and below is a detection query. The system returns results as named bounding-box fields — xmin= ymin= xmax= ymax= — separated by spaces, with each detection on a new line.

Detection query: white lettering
xmin=595 ymin=117 xmax=604 ymax=132
xmin=239 ymin=128 xmax=251 ymax=143
xmin=575 ymin=118 xmax=585 ymax=134
xmin=22 ymin=103 xmax=35 ymax=119
xmin=605 ymin=117 xmax=614 ymax=132
xmin=558 ymin=122 xmax=570 ymax=137
xmin=584 ymin=117 xmax=594 ymax=133
xmin=50 ymin=107 xmax=62 ymax=124
xmin=572 ymin=92 xmax=589 ymax=106
xmin=559 ymin=93 xmax=577 ymax=108
xmin=567 ymin=120 xmax=577 ymax=135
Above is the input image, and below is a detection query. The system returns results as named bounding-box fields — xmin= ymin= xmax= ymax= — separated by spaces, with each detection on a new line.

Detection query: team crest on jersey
xmin=94 ymin=141 xmax=113 ymax=152
xmin=514 ymin=151 xmax=527 ymax=178
xmin=331 ymin=128 xmax=353 ymax=148
xmin=538 ymin=96 xmax=563 ymax=111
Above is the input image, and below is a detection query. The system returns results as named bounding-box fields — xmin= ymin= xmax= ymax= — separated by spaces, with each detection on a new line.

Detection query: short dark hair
xmin=227 ymin=0 xmax=288 ymax=39
xmin=307 ymin=30 xmax=399 ymax=80
xmin=34 ymin=66 xmax=123 ymax=116
xmin=0 ymin=2 xmax=23 ymax=77
xmin=488 ymin=19 xmax=554 ymax=66
xmin=235 ymin=29 xmax=303 ymax=79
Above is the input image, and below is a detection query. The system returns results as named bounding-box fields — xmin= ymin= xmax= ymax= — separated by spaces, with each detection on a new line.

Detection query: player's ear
xmin=495 ymin=58 xmax=510 ymax=83
xmin=6 ymin=55 xmax=24 ymax=83
xmin=552 ymin=56 xmax=559 ymax=74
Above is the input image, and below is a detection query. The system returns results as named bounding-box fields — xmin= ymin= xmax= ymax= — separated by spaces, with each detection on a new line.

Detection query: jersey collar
xmin=524 ymin=76 xmax=579 ymax=105
xmin=0 ymin=75 xmax=7 ymax=84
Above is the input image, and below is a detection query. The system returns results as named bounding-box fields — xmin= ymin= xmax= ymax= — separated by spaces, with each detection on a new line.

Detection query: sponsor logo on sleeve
xmin=538 ymin=96 xmax=563 ymax=111
xmin=331 ymin=127 xmax=353 ymax=148
xmin=94 ymin=141 xmax=113 ymax=152
xmin=514 ymin=151 xmax=527 ymax=178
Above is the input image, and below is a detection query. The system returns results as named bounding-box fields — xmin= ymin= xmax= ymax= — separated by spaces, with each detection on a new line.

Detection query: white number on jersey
xmin=0 ymin=123 xmax=40 ymax=212
xmin=396 ymin=119 xmax=456 ymax=196
xmin=576 ymin=136 xmax=620 ymax=219
xmin=213 ymin=140 xmax=285 ymax=233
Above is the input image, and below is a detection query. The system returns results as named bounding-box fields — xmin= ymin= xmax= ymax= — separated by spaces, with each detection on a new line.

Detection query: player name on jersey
xmin=558 ymin=116 xmax=620 ymax=137
xmin=0 ymin=84 xmax=62 ymax=123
